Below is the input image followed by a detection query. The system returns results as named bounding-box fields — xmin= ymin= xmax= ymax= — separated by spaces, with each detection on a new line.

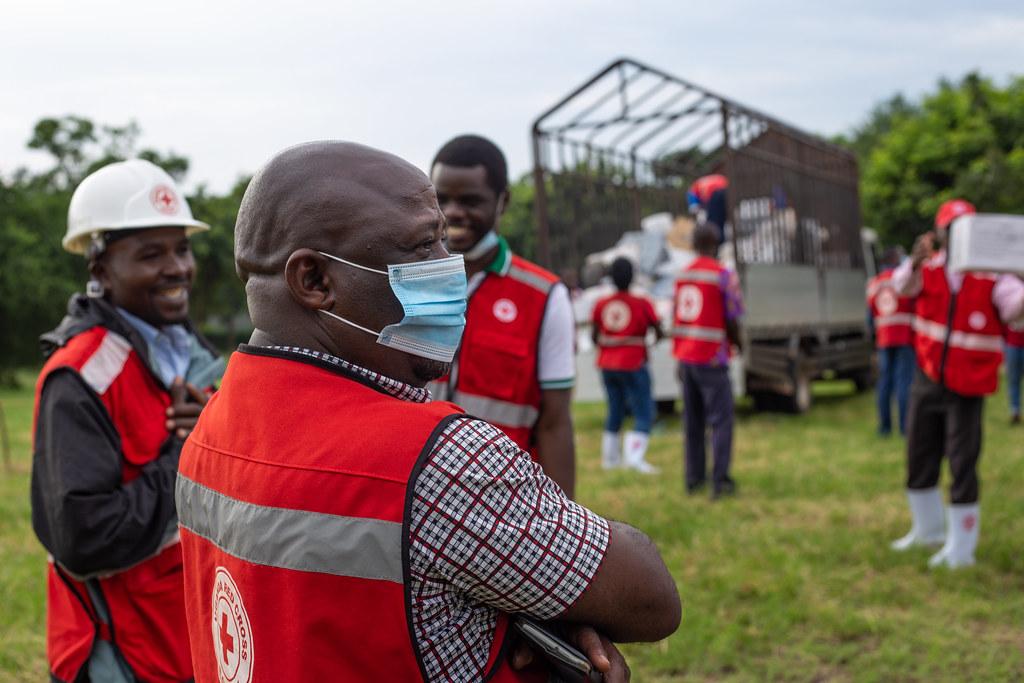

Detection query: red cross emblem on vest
xmin=211 ymin=566 xmax=254 ymax=682
xmin=602 ymin=300 xmax=632 ymax=332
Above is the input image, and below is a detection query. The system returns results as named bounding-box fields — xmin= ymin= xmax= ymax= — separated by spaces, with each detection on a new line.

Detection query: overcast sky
xmin=3 ymin=0 xmax=1023 ymax=194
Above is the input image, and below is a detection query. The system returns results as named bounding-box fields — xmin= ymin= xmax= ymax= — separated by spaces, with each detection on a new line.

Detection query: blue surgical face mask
xmin=316 ymin=251 xmax=467 ymax=363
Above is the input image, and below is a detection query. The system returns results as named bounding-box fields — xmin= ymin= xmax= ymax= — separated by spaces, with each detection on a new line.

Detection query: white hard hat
xmin=64 ymin=158 xmax=209 ymax=255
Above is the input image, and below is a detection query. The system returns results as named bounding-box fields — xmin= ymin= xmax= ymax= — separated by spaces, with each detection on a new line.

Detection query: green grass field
xmin=1 ymin=374 xmax=1022 ymax=681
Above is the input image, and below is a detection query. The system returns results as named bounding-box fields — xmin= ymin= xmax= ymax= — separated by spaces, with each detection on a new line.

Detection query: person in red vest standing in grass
xmin=673 ymin=223 xmax=744 ymax=499
xmin=591 ymin=257 xmax=664 ymax=473
xmin=866 ymin=246 xmax=916 ymax=436
xmin=890 ymin=199 xmax=1024 ymax=568
xmin=31 ymin=159 xmax=224 ymax=682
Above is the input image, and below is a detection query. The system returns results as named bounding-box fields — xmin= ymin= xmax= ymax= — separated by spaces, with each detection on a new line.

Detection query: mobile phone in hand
xmin=512 ymin=617 xmax=603 ymax=682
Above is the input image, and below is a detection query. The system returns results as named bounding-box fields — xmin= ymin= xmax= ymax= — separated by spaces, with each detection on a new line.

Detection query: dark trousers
xmin=906 ymin=368 xmax=984 ymax=504
xmin=679 ymin=362 xmax=734 ymax=487
xmin=876 ymin=345 xmax=915 ymax=435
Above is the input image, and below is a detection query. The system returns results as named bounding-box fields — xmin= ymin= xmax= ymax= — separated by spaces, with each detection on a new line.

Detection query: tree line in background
xmin=2 ymin=72 xmax=1022 ymax=382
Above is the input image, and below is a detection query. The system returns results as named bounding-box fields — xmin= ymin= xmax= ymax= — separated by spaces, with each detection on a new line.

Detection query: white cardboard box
xmin=948 ymin=213 xmax=1024 ymax=275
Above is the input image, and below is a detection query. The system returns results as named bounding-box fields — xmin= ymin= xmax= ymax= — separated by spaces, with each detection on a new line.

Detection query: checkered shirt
xmin=262 ymin=346 xmax=610 ymax=681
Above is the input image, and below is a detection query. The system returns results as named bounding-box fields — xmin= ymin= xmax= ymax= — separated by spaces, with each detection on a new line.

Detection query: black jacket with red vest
xmin=32 ymin=294 xmax=222 ymax=682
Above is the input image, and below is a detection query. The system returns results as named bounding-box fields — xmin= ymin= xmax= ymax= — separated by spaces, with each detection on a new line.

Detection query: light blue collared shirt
xmin=117 ymin=308 xmax=192 ymax=388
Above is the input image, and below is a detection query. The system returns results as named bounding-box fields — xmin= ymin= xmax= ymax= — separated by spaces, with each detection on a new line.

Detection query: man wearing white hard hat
xmin=30 ymin=159 xmax=224 ymax=682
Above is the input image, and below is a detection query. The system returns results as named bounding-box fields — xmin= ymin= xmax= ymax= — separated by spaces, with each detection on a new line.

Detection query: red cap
xmin=935 ymin=199 xmax=976 ymax=230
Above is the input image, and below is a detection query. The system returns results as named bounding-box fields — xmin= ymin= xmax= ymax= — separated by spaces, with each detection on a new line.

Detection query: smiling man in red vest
xmin=890 ymin=199 xmax=1024 ymax=568
xmin=175 ymin=141 xmax=680 ymax=682
xmin=673 ymin=223 xmax=744 ymax=499
xmin=428 ymin=135 xmax=578 ymax=497
xmin=866 ymin=247 xmax=916 ymax=435
xmin=31 ymin=159 xmax=224 ymax=682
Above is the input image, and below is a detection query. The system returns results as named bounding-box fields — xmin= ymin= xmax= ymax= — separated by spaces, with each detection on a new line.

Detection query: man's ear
xmin=89 ymin=258 xmax=111 ymax=290
xmin=497 ymin=188 xmax=510 ymax=217
xmin=284 ymin=249 xmax=335 ymax=311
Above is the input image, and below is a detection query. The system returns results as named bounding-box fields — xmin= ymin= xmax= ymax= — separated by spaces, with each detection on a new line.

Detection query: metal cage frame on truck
xmin=531 ymin=57 xmax=874 ymax=412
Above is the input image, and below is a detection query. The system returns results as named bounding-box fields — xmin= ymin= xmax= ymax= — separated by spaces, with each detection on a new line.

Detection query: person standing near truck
xmin=591 ymin=257 xmax=663 ymax=473
xmin=866 ymin=247 xmax=916 ymax=436
xmin=31 ymin=159 xmax=224 ymax=682
xmin=673 ymin=223 xmax=744 ymax=498
xmin=687 ymin=174 xmax=728 ymax=246
xmin=890 ymin=199 xmax=1024 ymax=568
xmin=429 ymin=135 xmax=578 ymax=497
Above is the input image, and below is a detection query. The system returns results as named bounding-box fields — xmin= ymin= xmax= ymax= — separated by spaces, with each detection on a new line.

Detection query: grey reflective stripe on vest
xmin=680 ymin=270 xmax=721 ymax=285
xmin=451 ymin=391 xmax=539 ymax=428
xmin=176 ymin=473 xmax=404 ymax=584
xmin=876 ymin=313 xmax=913 ymax=328
xmin=671 ymin=325 xmax=726 ymax=341
xmin=912 ymin=317 xmax=1003 ymax=353
xmin=597 ymin=334 xmax=646 ymax=346
xmin=507 ymin=264 xmax=555 ymax=295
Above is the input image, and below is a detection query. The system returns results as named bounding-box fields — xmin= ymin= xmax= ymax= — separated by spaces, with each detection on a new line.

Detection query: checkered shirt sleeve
xmin=408 ymin=417 xmax=610 ymax=682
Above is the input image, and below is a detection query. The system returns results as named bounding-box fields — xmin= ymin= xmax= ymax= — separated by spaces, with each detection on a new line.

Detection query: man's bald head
xmin=235 ymin=141 xmax=436 ymax=280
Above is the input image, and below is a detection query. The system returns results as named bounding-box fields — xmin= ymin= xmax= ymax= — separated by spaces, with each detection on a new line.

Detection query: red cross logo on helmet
xmin=150 ymin=185 xmax=180 ymax=216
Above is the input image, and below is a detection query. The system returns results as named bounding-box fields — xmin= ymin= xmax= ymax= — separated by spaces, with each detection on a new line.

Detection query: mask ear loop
xmin=318 ymin=308 xmax=380 ymax=337
xmin=317 ymin=251 xmax=387 ymax=275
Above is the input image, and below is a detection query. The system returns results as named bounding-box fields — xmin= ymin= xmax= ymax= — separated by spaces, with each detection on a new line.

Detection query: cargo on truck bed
xmin=530 ymin=57 xmax=876 ymax=413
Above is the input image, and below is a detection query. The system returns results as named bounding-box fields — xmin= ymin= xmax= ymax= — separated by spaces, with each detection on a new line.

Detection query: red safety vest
xmin=177 ymin=349 xmax=540 ymax=682
xmin=1006 ymin=320 xmax=1024 ymax=347
xmin=913 ymin=265 xmax=1004 ymax=396
xmin=672 ymin=256 xmax=728 ymax=364
xmin=593 ymin=292 xmax=657 ymax=371
xmin=34 ymin=326 xmax=192 ymax=683
xmin=448 ymin=255 xmax=557 ymax=450
xmin=867 ymin=270 xmax=914 ymax=348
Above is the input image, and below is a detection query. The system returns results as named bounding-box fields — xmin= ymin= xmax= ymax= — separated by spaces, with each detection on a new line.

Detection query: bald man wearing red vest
xmin=672 ymin=223 xmax=744 ymax=499
xmin=890 ymin=199 xmax=1024 ymax=568
xmin=176 ymin=142 xmax=680 ymax=682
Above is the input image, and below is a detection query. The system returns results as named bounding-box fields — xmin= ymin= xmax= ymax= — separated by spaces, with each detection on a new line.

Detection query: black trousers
xmin=905 ymin=367 xmax=984 ymax=504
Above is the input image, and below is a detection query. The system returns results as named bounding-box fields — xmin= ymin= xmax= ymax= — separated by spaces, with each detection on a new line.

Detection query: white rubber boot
xmin=601 ymin=432 xmax=622 ymax=469
xmin=929 ymin=504 xmax=979 ymax=569
xmin=623 ymin=431 xmax=658 ymax=474
xmin=891 ymin=487 xmax=946 ymax=550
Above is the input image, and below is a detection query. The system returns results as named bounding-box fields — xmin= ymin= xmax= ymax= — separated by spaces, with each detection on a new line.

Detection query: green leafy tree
xmin=850 ymin=73 xmax=1024 ymax=247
